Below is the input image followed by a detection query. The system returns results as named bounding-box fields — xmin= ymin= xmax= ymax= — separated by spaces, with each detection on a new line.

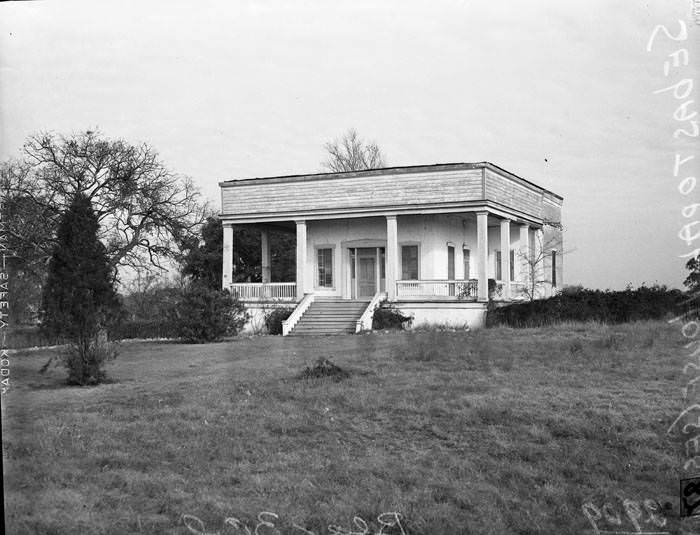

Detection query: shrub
xmin=265 ymin=307 xmax=294 ymax=335
xmin=61 ymin=336 xmax=119 ymax=385
xmin=488 ymin=278 xmax=498 ymax=299
xmin=372 ymin=304 xmax=411 ymax=330
xmin=172 ymin=283 xmax=248 ymax=342
xmin=487 ymin=284 xmax=683 ymax=328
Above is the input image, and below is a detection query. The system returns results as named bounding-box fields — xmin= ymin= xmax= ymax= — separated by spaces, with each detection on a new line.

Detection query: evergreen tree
xmin=40 ymin=193 xmax=120 ymax=385
xmin=685 ymin=254 xmax=700 ymax=293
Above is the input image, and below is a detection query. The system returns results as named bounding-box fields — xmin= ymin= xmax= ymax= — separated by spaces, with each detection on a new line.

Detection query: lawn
xmin=1 ymin=321 xmax=687 ymax=534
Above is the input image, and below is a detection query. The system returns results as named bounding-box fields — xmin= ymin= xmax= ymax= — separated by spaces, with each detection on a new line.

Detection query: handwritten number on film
xmin=582 ymin=499 xmax=666 ymax=534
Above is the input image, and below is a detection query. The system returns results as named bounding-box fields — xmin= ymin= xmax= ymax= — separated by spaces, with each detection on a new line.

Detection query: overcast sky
xmin=1 ymin=0 xmax=699 ymax=290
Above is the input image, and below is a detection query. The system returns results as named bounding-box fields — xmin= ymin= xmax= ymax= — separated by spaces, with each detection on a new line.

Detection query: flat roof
xmin=219 ymin=161 xmax=563 ymax=200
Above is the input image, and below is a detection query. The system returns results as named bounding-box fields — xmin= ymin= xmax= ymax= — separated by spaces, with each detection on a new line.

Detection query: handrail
xmin=355 ymin=292 xmax=387 ymax=333
xmin=281 ymin=293 xmax=315 ymax=336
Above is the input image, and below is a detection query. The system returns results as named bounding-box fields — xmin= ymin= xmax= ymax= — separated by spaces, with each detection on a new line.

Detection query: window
xmin=447 ymin=245 xmax=455 ymax=280
xmin=510 ymin=249 xmax=515 ymax=281
xmin=551 ymin=250 xmax=557 ymax=287
xmin=317 ymin=248 xmax=333 ymax=287
xmin=495 ymin=250 xmax=502 ymax=280
xmin=380 ymin=248 xmax=386 ymax=279
xmin=401 ymin=245 xmax=418 ymax=279
xmin=463 ymin=248 xmax=471 ymax=279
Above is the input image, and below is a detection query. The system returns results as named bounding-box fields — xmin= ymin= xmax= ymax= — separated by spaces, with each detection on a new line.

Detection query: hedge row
xmin=486 ymin=285 xmax=686 ymax=328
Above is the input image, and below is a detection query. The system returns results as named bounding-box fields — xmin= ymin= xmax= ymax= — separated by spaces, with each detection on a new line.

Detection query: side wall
xmin=541 ymin=197 xmax=564 ymax=291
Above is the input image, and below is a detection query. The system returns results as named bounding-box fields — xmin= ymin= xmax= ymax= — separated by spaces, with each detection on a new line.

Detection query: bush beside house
xmin=487 ymin=284 xmax=683 ymax=327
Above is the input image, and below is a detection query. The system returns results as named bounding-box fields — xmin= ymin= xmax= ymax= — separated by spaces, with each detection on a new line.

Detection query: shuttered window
xmin=401 ymin=245 xmax=418 ymax=279
xmin=463 ymin=248 xmax=471 ymax=279
xmin=447 ymin=245 xmax=455 ymax=280
xmin=317 ymin=248 xmax=333 ymax=287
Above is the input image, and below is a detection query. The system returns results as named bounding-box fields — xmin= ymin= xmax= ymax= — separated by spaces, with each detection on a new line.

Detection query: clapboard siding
xmin=221 ymin=164 xmax=560 ymax=221
xmin=484 ymin=169 xmax=543 ymax=218
xmin=222 ymin=170 xmax=483 ymax=215
xmin=543 ymin=197 xmax=562 ymax=223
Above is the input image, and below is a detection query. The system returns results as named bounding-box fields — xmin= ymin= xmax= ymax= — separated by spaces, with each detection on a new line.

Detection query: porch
xmin=227 ymin=279 xmax=530 ymax=303
xmin=223 ymin=211 xmax=544 ymax=306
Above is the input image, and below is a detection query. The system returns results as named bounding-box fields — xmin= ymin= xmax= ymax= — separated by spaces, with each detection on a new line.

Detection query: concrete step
xmin=288 ymin=298 xmax=371 ymax=336
xmin=302 ymin=313 xmax=361 ymax=318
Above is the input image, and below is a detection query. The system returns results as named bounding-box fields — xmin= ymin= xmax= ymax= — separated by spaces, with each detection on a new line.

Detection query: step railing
xmin=282 ymin=293 xmax=315 ymax=336
xmin=355 ymin=292 xmax=387 ymax=333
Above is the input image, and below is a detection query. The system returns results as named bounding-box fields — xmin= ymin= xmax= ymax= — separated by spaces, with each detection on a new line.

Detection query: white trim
xmin=220 ymin=201 xmax=543 ymax=227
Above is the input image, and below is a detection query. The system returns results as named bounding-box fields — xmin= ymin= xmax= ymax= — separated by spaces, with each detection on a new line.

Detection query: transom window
xmin=317 ymin=248 xmax=333 ymax=287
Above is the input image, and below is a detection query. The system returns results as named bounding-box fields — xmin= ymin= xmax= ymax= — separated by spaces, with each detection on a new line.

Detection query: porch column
xmin=519 ymin=223 xmax=530 ymax=284
xmin=260 ymin=229 xmax=271 ymax=283
xmin=386 ymin=215 xmax=398 ymax=301
xmin=295 ymin=220 xmax=307 ymax=300
xmin=222 ymin=223 xmax=233 ymax=290
xmin=534 ymin=227 xmax=544 ymax=297
xmin=500 ymin=219 xmax=511 ymax=300
xmin=476 ymin=211 xmax=489 ymax=302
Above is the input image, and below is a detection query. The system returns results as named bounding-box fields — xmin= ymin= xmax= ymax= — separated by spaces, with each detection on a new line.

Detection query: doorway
xmin=358 ymin=256 xmax=376 ymax=297
xmin=349 ymin=247 xmax=385 ymax=298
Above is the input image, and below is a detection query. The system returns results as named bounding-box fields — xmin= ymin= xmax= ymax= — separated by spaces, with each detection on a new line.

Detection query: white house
xmin=219 ymin=162 xmax=563 ymax=335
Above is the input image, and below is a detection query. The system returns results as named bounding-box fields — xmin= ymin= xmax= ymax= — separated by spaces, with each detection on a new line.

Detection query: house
xmin=219 ymin=162 xmax=563 ymax=335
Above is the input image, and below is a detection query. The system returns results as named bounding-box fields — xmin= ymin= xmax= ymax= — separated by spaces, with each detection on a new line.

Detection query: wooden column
xmin=386 ymin=215 xmax=398 ymax=301
xmin=519 ymin=223 xmax=530 ymax=284
xmin=295 ymin=220 xmax=307 ymax=300
xmin=222 ymin=223 xmax=233 ymax=290
xmin=500 ymin=219 xmax=511 ymax=300
xmin=261 ymin=229 xmax=271 ymax=283
xmin=534 ymin=227 xmax=544 ymax=298
xmin=476 ymin=211 xmax=489 ymax=302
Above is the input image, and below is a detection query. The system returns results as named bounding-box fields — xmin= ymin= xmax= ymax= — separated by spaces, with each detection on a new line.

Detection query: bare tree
xmin=5 ymin=130 xmax=207 ymax=277
xmin=322 ymin=128 xmax=386 ymax=172
xmin=517 ymin=221 xmax=565 ymax=301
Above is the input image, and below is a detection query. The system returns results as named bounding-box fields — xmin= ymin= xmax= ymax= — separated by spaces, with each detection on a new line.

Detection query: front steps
xmin=288 ymin=298 xmax=370 ymax=336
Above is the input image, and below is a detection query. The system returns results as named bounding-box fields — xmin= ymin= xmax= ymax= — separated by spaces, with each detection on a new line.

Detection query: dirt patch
xmin=297 ymin=357 xmax=350 ymax=382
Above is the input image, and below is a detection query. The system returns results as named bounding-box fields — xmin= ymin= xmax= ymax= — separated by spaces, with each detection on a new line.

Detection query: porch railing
xmin=396 ymin=280 xmax=478 ymax=300
xmin=229 ymin=282 xmax=297 ymax=301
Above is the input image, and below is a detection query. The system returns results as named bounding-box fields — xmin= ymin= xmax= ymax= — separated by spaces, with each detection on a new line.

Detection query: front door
xmin=358 ymin=256 xmax=376 ymax=297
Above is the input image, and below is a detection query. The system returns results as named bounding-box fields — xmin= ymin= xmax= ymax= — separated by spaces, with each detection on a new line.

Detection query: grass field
xmin=1 ymin=321 xmax=687 ymax=534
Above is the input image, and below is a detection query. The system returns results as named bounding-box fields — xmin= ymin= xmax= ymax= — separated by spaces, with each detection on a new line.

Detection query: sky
xmin=1 ymin=0 xmax=699 ymax=290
